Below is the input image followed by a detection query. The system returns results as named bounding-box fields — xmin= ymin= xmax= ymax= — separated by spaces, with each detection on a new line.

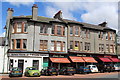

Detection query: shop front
xmin=49 ymin=54 xmax=71 ymax=69
xmin=8 ymin=53 xmax=49 ymax=72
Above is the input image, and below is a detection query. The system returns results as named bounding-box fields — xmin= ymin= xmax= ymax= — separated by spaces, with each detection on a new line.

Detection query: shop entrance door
xmin=18 ymin=60 xmax=24 ymax=73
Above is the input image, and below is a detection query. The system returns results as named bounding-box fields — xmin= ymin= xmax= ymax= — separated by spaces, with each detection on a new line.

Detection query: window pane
xmin=51 ymin=26 xmax=55 ymax=34
xmin=23 ymin=39 xmax=27 ymax=49
xmin=63 ymin=42 xmax=65 ymax=51
xmin=70 ymin=27 xmax=73 ymax=35
xmin=33 ymin=60 xmax=39 ymax=70
xmin=106 ymin=44 xmax=109 ymax=52
xmin=40 ymin=26 xmax=44 ymax=33
xmin=57 ymin=26 xmax=61 ymax=35
xmin=40 ymin=40 xmax=43 ymax=50
xmin=75 ymin=41 xmax=79 ymax=50
xmin=44 ymin=40 xmax=48 ymax=50
xmin=56 ymin=41 xmax=61 ymax=51
xmin=70 ymin=41 xmax=73 ymax=49
xmin=63 ymin=27 xmax=65 ymax=35
xmin=17 ymin=23 xmax=22 ymax=32
xmin=75 ymin=27 xmax=79 ymax=35
xmin=51 ymin=41 xmax=54 ymax=51
xmin=24 ymin=23 xmax=28 ymax=32
xmin=44 ymin=26 xmax=48 ymax=34
xmin=16 ymin=39 xmax=20 ymax=49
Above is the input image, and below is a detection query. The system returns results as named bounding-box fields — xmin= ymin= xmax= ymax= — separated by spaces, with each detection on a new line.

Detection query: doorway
xmin=18 ymin=60 xmax=24 ymax=72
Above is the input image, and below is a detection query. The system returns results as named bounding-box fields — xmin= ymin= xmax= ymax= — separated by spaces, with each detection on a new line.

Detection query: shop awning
xmin=50 ymin=58 xmax=70 ymax=63
xmin=109 ymin=58 xmax=120 ymax=62
xmin=82 ymin=57 xmax=97 ymax=63
xmin=69 ymin=56 xmax=85 ymax=62
xmin=99 ymin=57 xmax=112 ymax=62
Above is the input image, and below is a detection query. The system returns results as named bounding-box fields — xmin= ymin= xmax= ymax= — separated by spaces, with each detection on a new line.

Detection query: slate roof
xmin=13 ymin=15 xmax=116 ymax=31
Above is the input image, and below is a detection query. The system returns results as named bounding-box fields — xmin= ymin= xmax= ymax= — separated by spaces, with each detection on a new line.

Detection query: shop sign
xmin=8 ymin=53 xmax=49 ymax=57
xmin=52 ymin=55 xmax=65 ymax=57
xmin=77 ymin=54 xmax=86 ymax=57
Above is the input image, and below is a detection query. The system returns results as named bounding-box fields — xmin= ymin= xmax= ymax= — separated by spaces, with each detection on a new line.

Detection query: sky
xmin=0 ymin=0 xmax=119 ymax=37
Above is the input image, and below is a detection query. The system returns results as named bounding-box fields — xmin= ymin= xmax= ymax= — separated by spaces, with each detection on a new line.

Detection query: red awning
xmin=82 ymin=57 xmax=97 ymax=63
xmin=69 ymin=56 xmax=85 ymax=62
xmin=109 ymin=58 xmax=120 ymax=62
xmin=50 ymin=58 xmax=70 ymax=63
xmin=99 ymin=57 xmax=112 ymax=62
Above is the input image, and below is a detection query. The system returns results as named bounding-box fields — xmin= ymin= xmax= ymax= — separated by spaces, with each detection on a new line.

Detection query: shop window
xmin=40 ymin=24 xmax=48 ymax=34
xmin=9 ymin=59 xmax=13 ymax=70
xmin=40 ymin=40 xmax=48 ymax=51
xmin=33 ymin=60 xmax=39 ymax=70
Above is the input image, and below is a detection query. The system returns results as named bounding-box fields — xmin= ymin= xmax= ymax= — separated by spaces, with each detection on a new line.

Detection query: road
xmin=0 ymin=72 xmax=119 ymax=80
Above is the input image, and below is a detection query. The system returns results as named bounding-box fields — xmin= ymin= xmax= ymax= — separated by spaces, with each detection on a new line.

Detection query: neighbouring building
xmin=4 ymin=4 xmax=118 ymax=73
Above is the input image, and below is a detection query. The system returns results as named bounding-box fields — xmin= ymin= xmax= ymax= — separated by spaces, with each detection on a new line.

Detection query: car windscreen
xmin=29 ymin=67 xmax=37 ymax=70
xmin=12 ymin=68 xmax=21 ymax=71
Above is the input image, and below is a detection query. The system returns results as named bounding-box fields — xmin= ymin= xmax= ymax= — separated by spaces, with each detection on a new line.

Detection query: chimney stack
xmin=7 ymin=8 xmax=14 ymax=21
xmin=54 ymin=10 xmax=63 ymax=20
xmin=32 ymin=4 xmax=38 ymax=20
xmin=98 ymin=22 xmax=107 ymax=27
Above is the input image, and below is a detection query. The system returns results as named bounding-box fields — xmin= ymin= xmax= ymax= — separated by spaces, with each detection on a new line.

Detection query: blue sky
xmin=1 ymin=1 xmax=119 ymax=37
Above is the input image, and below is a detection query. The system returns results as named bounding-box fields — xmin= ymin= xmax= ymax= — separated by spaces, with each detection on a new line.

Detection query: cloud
xmin=45 ymin=1 xmax=118 ymax=32
xmin=0 ymin=32 xmax=5 ymax=37
xmin=2 ymin=0 xmax=35 ymax=7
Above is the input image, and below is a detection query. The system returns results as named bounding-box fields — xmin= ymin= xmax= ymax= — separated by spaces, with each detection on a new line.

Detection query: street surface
xmin=0 ymin=72 xmax=119 ymax=80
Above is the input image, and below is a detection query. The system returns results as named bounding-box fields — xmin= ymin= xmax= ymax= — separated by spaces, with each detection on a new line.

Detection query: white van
xmin=86 ymin=65 xmax=99 ymax=73
xmin=113 ymin=64 xmax=120 ymax=71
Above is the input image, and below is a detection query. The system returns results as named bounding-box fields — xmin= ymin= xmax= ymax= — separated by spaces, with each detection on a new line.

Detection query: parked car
xmin=9 ymin=67 xmax=22 ymax=77
xmin=86 ymin=65 xmax=98 ymax=73
xmin=59 ymin=67 xmax=76 ymax=75
xmin=76 ymin=66 xmax=91 ymax=74
xmin=24 ymin=67 xmax=41 ymax=77
xmin=97 ymin=64 xmax=114 ymax=73
xmin=41 ymin=67 xmax=59 ymax=76
xmin=113 ymin=63 xmax=120 ymax=71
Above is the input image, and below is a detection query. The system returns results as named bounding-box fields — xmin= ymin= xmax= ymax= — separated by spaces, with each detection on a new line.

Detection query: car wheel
xmin=9 ymin=75 xmax=12 ymax=77
xmin=20 ymin=74 xmax=22 ymax=77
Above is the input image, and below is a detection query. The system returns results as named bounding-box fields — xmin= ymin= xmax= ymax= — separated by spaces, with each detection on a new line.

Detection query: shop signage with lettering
xmin=8 ymin=53 xmax=49 ymax=57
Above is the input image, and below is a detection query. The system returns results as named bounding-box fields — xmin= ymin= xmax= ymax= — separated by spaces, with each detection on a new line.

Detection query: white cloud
xmin=0 ymin=32 xmax=5 ymax=37
xmin=45 ymin=2 xmax=118 ymax=32
xmin=2 ymin=0 xmax=35 ymax=7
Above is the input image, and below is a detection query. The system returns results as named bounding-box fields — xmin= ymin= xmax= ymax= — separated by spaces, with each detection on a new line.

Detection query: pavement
xmin=0 ymin=72 xmax=119 ymax=80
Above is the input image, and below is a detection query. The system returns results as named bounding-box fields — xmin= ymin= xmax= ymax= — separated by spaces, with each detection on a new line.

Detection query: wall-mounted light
xmin=25 ymin=60 xmax=27 ymax=63
xmin=15 ymin=60 xmax=17 ymax=62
